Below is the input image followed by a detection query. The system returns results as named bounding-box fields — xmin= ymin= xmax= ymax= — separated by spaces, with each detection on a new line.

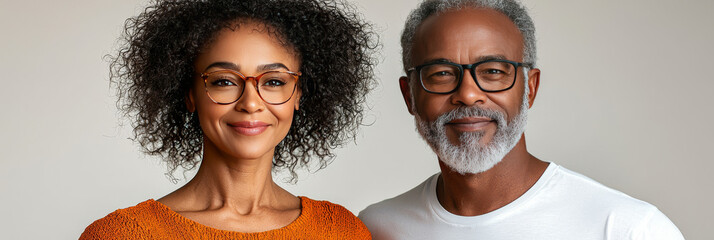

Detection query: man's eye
xmin=483 ymin=69 xmax=506 ymax=75
xmin=429 ymin=71 xmax=455 ymax=78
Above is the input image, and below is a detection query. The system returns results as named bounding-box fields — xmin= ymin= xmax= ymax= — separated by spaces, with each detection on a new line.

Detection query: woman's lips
xmin=228 ymin=121 xmax=270 ymax=136
xmin=445 ymin=117 xmax=495 ymax=132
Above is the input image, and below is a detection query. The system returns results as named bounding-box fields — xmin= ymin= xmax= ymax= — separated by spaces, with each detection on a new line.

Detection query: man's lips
xmin=228 ymin=121 xmax=270 ymax=136
xmin=445 ymin=117 xmax=495 ymax=132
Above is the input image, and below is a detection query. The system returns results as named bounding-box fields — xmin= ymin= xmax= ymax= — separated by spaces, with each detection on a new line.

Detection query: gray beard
xmin=414 ymin=91 xmax=529 ymax=175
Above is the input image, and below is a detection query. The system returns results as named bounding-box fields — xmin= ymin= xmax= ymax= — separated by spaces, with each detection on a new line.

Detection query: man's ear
xmin=526 ymin=68 xmax=541 ymax=108
xmin=185 ymin=88 xmax=196 ymax=112
xmin=399 ymin=76 xmax=415 ymax=115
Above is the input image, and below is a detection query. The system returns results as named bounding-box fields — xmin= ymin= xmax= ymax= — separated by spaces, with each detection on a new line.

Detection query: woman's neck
xmin=159 ymin=141 xmax=298 ymax=214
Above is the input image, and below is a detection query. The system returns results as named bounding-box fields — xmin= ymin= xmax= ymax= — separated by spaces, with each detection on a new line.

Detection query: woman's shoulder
xmin=79 ymin=200 xmax=170 ymax=239
xmin=301 ymin=197 xmax=356 ymax=218
xmin=298 ymin=197 xmax=372 ymax=239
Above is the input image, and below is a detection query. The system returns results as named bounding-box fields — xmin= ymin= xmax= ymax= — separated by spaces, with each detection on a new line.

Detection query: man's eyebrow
xmin=418 ymin=58 xmax=453 ymax=65
xmin=475 ymin=55 xmax=508 ymax=62
xmin=204 ymin=62 xmax=239 ymax=72
xmin=417 ymin=55 xmax=510 ymax=66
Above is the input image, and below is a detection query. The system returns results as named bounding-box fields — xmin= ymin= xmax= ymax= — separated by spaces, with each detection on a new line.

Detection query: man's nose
xmin=450 ymin=71 xmax=488 ymax=106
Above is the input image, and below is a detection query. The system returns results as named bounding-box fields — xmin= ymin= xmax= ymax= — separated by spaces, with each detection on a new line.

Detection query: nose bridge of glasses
xmin=242 ymin=76 xmax=259 ymax=88
xmin=239 ymin=75 xmax=265 ymax=103
xmin=447 ymin=65 xmax=487 ymax=107
xmin=234 ymin=76 xmax=266 ymax=107
xmin=458 ymin=66 xmax=485 ymax=93
xmin=459 ymin=64 xmax=481 ymax=89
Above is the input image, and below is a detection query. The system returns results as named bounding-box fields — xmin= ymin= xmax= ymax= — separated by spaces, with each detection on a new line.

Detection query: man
xmin=358 ymin=0 xmax=684 ymax=239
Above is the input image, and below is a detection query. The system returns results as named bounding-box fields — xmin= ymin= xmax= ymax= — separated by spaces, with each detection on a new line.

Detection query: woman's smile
xmin=228 ymin=120 xmax=270 ymax=136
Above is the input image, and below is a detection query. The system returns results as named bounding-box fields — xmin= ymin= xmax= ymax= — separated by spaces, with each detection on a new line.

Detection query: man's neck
xmin=435 ymin=137 xmax=548 ymax=216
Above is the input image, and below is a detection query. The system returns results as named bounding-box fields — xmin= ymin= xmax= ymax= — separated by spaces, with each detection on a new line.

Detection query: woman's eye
xmin=263 ymin=79 xmax=286 ymax=87
xmin=212 ymin=79 xmax=235 ymax=87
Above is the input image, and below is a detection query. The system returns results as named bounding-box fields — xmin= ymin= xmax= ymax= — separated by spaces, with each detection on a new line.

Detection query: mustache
xmin=434 ymin=106 xmax=506 ymax=127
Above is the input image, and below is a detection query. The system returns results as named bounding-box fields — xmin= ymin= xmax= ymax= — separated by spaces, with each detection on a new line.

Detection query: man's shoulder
xmin=546 ymin=164 xmax=683 ymax=239
xmin=359 ymin=173 xmax=435 ymax=216
xmin=546 ymin=164 xmax=675 ymax=229
xmin=358 ymin=174 xmax=437 ymax=235
xmin=548 ymin=164 xmax=654 ymax=211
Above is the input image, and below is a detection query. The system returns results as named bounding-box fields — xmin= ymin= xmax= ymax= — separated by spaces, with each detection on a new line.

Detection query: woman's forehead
xmin=195 ymin=25 xmax=300 ymax=74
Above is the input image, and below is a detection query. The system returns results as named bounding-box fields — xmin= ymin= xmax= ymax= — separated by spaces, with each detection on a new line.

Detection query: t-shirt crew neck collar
xmin=427 ymin=162 xmax=558 ymax=226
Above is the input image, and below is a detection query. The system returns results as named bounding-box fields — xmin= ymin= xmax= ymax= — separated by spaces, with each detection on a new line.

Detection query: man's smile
xmin=445 ymin=117 xmax=495 ymax=132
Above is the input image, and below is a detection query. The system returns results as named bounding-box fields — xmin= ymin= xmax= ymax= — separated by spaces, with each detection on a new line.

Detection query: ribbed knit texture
xmin=80 ymin=196 xmax=371 ymax=239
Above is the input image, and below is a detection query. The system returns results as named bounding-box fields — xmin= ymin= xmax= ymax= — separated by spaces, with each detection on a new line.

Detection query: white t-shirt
xmin=359 ymin=163 xmax=684 ymax=240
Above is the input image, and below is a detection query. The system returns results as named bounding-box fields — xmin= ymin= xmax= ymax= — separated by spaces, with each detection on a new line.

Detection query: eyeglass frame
xmin=406 ymin=59 xmax=533 ymax=94
xmin=200 ymin=69 xmax=302 ymax=105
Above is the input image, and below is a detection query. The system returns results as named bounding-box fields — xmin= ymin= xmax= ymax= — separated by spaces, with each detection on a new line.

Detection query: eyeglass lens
xmin=204 ymin=70 xmax=297 ymax=104
xmin=420 ymin=61 xmax=516 ymax=93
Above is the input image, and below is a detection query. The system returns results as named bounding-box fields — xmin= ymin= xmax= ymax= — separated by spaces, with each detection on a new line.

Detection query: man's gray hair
xmin=401 ymin=0 xmax=537 ymax=72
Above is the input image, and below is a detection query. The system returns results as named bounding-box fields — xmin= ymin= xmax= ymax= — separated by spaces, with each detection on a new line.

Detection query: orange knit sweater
xmin=80 ymin=197 xmax=371 ymax=239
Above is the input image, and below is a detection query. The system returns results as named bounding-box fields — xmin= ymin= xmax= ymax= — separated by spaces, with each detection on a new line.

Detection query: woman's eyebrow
xmin=204 ymin=62 xmax=239 ymax=71
xmin=204 ymin=62 xmax=289 ymax=72
xmin=257 ymin=63 xmax=289 ymax=72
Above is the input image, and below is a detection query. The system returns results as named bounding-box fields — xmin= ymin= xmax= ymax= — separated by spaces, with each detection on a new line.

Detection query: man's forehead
xmin=410 ymin=7 xmax=524 ymax=65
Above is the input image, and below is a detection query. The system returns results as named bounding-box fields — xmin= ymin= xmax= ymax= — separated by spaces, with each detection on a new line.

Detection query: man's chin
xmin=439 ymin=154 xmax=503 ymax=175
xmin=445 ymin=129 xmax=491 ymax=146
xmin=461 ymin=136 xmax=494 ymax=148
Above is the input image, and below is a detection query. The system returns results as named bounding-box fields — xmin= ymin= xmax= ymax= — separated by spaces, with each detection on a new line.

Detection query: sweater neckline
xmin=142 ymin=196 xmax=312 ymax=236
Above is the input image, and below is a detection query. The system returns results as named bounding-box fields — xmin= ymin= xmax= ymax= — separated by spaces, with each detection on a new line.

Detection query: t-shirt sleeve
xmin=79 ymin=211 xmax=150 ymax=240
xmin=630 ymin=208 xmax=684 ymax=240
xmin=358 ymin=205 xmax=386 ymax=239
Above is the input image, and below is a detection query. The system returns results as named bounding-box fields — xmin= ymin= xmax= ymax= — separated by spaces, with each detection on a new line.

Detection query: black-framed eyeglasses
xmin=201 ymin=69 xmax=301 ymax=105
xmin=407 ymin=59 xmax=531 ymax=94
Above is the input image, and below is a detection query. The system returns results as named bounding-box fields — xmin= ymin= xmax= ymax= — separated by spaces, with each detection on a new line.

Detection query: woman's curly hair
xmin=112 ymin=0 xmax=378 ymax=182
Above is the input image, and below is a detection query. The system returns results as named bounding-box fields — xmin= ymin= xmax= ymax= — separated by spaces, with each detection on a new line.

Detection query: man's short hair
xmin=400 ymin=0 xmax=537 ymax=72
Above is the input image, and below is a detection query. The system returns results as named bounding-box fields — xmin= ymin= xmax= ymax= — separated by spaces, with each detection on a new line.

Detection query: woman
xmin=80 ymin=0 xmax=376 ymax=238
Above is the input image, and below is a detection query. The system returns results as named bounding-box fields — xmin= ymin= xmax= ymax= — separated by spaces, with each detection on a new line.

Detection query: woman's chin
xmin=223 ymin=145 xmax=275 ymax=161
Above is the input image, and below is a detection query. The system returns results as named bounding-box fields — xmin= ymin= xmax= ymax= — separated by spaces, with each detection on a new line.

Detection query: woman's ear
xmin=185 ymin=88 xmax=196 ymax=112
xmin=293 ymin=89 xmax=302 ymax=111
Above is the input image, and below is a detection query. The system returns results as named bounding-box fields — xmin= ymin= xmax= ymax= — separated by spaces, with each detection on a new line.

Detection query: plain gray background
xmin=1 ymin=0 xmax=712 ymax=239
